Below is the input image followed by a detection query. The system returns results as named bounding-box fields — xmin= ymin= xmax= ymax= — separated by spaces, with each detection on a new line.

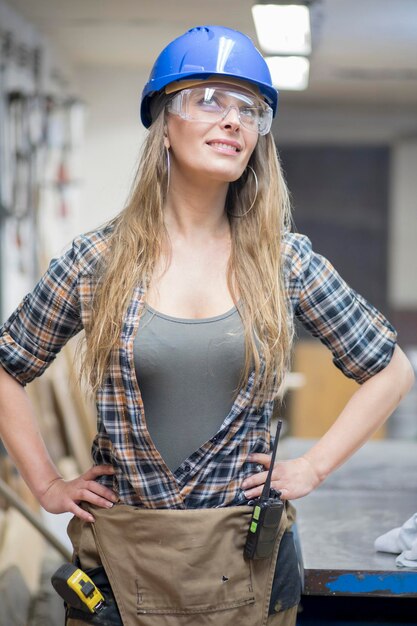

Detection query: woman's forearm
xmin=0 ymin=365 xmax=62 ymax=499
xmin=0 ymin=365 xmax=117 ymax=522
xmin=243 ymin=344 xmax=415 ymax=501
xmin=302 ymin=344 xmax=415 ymax=482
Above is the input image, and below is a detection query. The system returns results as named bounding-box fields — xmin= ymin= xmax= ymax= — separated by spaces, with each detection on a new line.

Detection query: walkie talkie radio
xmin=244 ymin=419 xmax=284 ymax=560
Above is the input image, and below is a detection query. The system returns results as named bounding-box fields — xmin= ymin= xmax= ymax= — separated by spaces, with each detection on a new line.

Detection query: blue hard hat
xmin=140 ymin=25 xmax=278 ymax=128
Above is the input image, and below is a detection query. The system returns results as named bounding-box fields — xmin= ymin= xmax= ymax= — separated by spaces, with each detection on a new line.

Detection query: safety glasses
xmin=166 ymin=86 xmax=273 ymax=135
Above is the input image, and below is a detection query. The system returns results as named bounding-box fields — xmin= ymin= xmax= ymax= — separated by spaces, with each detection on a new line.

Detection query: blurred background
xmin=0 ymin=1 xmax=416 ymax=623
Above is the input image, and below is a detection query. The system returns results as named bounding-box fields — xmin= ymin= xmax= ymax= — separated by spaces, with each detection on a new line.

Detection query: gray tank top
xmin=133 ymin=302 xmax=245 ymax=472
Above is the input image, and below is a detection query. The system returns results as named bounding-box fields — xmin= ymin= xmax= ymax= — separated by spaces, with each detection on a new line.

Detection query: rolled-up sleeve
xmin=0 ymin=240 xmax=83 ymax=385
xmin=283 ymin=232 xmax=397 ymax=384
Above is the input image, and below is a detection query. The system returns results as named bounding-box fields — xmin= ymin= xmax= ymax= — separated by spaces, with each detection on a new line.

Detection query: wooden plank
xmin=0 ymin=510 xmax=5 ymax=552
xmin=48 ymin=362 xmax=92 ymax=473
xmin=0 ymin=456 xmax=20 ymax=509
xmin=1 ymin=455 xmax=42 ymax=511
xmin=289 ymin=340 xmax=385 ymax=439
xmin=0 ymin=508 xmax=44 ymax=593
xmin=63 ymin=337 xmax=97 ymax=444
xmin=0 ymin=477 xmax=71 ymax=561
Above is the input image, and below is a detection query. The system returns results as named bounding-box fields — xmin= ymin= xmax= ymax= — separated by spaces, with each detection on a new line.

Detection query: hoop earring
xmin=165 ymin=146 xmax=171 ymax=193
xmin=227 ymin=165 xmax=258 ymax=218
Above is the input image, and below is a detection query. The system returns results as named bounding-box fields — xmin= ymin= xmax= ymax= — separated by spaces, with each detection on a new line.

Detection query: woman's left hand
xmin=241 ymin=454 xmax=322 ymax=501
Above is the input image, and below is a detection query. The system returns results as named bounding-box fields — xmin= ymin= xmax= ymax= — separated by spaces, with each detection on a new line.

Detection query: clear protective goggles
xmin=166 ymin=86 xmax=273 ymax=136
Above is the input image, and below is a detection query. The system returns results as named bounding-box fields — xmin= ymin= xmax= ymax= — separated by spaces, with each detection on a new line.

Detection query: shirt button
xmin=183 ymin=463 xmax=192 ymax=473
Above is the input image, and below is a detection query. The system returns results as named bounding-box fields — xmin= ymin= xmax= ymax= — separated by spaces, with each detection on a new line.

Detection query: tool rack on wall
xmin=0 ymin=10 xmax=88 ymax=618
xmin=0 ymin=1 xmax=85 ymax=322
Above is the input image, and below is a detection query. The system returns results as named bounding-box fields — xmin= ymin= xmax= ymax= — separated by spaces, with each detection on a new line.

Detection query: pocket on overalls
xmin=91 ymin=505 xmax=255 ymax=617
xmin=133 ymin=523 xmax=255 ymax=614
xmin=74 ymin=504 xmax=286 ymax=626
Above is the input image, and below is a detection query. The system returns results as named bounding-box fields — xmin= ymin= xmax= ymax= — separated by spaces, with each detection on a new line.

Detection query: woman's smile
xmin=206 ymin=139 xmax=242 ymax=155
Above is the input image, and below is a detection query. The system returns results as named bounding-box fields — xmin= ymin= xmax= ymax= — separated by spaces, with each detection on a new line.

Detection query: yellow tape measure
xmin=51 ymin=563 xmax=105 ymax=613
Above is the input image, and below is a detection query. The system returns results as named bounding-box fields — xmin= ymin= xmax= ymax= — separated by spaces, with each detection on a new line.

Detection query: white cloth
xmin=374 ymin=513 xmax=417 ymax=568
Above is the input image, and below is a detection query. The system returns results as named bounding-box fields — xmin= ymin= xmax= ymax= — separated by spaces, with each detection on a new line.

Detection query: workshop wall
xmin=74 ymin=66 xmax=148 ymax=236
xmin=0 ymin=0 xmax=83 ymax=320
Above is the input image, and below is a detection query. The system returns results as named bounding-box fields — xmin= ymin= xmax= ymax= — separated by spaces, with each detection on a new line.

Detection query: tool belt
xmin=66 ymin=502 xmax=288 ymax=626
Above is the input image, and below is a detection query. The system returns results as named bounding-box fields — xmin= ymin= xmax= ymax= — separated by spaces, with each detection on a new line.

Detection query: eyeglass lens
xmin=176 ymin=88 xmax=272 ymax=134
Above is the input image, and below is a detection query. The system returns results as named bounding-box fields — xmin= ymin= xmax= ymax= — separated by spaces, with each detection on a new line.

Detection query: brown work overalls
xmin=66 ymin=503 xmax=298 ymax=626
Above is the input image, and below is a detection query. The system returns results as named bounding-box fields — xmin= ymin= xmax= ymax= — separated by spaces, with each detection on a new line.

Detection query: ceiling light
xmin=252 ymin=3 xmax=311 ymax=55
xmin=265 ymin=56 xmax=310 ymax=90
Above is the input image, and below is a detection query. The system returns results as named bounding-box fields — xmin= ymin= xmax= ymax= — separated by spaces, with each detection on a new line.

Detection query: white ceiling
xmin=8 ymin=0 xmax=417 ymax=106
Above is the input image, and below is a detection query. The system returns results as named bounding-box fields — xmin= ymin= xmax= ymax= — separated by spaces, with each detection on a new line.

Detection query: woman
xmin=0 ymin=25 xmax=414 ymax=626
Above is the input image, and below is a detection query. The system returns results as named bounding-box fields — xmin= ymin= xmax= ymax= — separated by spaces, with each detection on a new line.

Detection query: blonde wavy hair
xmin=80 ymin=109 xmax=295 ymax=407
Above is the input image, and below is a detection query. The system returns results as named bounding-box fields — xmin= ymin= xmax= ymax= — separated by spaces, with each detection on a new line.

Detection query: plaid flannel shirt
xmin=0 ymin=227 xmax=397 ymax=508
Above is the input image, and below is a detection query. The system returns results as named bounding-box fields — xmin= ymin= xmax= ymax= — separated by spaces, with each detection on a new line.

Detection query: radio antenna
xmin=260 ymin=419 xmax=282 ymax=502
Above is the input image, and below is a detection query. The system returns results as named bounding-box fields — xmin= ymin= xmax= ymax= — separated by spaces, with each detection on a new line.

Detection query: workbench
xmin=281 ymin=438 xmax=417 ymax=624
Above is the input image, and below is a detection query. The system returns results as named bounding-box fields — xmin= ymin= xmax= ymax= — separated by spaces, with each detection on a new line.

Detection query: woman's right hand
xmin=39 ymin=465 xmax=118 ymax=523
